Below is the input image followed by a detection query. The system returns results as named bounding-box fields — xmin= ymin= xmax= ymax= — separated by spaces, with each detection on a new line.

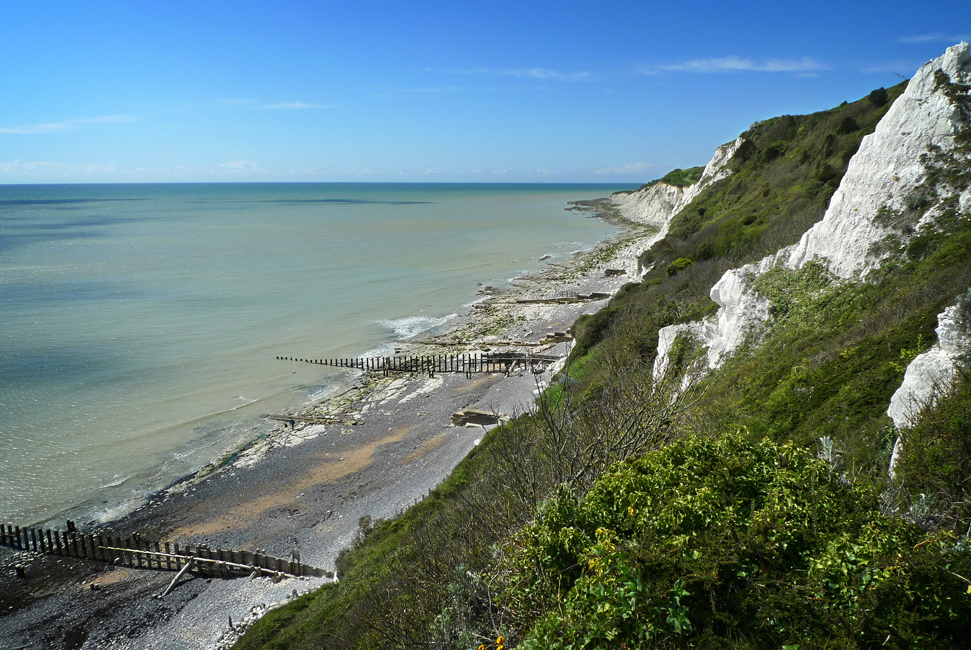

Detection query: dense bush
xmin=869 ymin=86 xmax=890 ymax=108
xmin=499 ymin=435 xmax=971 ymax=649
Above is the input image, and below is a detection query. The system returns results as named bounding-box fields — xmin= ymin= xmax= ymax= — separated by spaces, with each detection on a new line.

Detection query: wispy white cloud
xmin=215 ymin=98 xmax=332 ymax=110
xmin=219 ymin=160 xmax=263 ymax=172
xmin=442 ymin=66 xmax=592 ymax=82
xmin=898 ymin=33 xmax=970 ymax=44
xmin=593 ymin=162 xmax=657 ymax=176
xmin=0 ymin=159 xmax=120 ymax=176
xmin=503 ymin=67 xmax=590 ymax=81
xmin=859 ymin=61 xmax=919 ymax=76
xmin=0 ymin=115 xmax=138 ymax=134
xmin=657 ymin=56 xmax=828 ymax=74
xmin=260 ymin=101 xmax=333 ymax=109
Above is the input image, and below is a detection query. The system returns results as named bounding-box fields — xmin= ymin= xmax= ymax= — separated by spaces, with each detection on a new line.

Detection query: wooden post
xmin=198 ymin=546 xmax=209 ymax=577
xmin=160 ymin=557 xmax=194 ymax=598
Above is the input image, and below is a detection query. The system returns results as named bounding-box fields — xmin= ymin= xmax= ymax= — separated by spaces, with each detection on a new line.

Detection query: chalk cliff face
xmin=651 ymin=42 xmax=971 ymax=380
xmin=610 ymin=138 xmax=744 ymax=250
xmin=647 ymin=43 xmax=971 ymax=471
xmin=784 ymin=41 xmax=971 ymax=278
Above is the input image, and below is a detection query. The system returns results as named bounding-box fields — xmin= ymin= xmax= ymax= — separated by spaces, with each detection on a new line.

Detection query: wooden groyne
xmin=1 ymin=523 xmax=329 ymax=579
xmin=276 ymin=352 xmax=560 ymax=378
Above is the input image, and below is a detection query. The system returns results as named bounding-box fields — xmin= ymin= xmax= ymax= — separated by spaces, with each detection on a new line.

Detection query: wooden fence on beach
xmin=0 ymin=523 xmax=329 ymax=579
xmin=276 ymin=352 xmax=560 ymax=378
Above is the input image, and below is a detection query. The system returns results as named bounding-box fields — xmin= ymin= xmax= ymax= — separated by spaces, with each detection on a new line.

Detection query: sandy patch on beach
xmin=451 ymin=373 xmax=504 ymax=396
xmin=398 ymin=431 xmax=448 ymax=464
xmin=169 ymin=426 xmax=414 ymax=539
xmin=89 ymin=567 xmax=133 ymax=587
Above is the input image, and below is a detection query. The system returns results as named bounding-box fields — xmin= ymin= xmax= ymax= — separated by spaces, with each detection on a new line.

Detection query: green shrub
xmin=665 ymin=257 xmax=694 ymax=276
xmin=759 ymin=140 xmax=787 ymax=165
xmin=837 ymin=116 xmax=861 ymax=134
xmin=500 ymin=435 xmax=971 ymax=649
xmin=869 ymin=86 xmax=890 ymax=107
xmin=906 ymin=189 xmax=934 ymax=211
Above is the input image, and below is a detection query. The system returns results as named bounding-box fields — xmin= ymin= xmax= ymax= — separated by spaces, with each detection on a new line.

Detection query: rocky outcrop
xmin=652 ymin=42 xmax=971 ymax=382
xmin=888 ymin=301 xmax=970 ymax=475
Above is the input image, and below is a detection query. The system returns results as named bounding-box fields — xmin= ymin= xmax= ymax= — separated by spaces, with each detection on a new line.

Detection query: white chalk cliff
xmin=644 ymin=43 xmax=971 ymax=469
xmin=610 ymin=138 xmax=744 ymax=250
xmin=649 ymin=42 xmax=971 ymax=384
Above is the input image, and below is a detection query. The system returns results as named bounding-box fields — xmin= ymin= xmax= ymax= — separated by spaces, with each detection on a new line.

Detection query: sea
xmin=0 ymin=183 xmax=632 ymax=527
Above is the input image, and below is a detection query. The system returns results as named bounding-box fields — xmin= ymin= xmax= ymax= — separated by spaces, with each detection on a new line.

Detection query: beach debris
xmin=514 ymin=292 xmax=610 ymax=305
xmin=451 ymin=408 xmax=504 ymax=427
xmin=159 ymin=557 xmax=195 ymax=598
xmin=265 ymin=414 xmax=360 ymax=427
xmin=605 ymin=268 xmax=626 ymax=277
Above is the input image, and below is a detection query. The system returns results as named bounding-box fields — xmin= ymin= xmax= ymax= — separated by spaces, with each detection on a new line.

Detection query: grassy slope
xmin=235 ymin=80 xmax=971 ymax=649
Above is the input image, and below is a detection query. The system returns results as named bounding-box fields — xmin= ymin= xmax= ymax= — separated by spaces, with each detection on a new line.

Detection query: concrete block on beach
xmin=451 ymin=408 xmax=504 ymax=427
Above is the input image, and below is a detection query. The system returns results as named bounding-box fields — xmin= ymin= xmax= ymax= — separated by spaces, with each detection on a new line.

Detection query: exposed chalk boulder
xmin=888 ymin=302 xmax=970 ymax=475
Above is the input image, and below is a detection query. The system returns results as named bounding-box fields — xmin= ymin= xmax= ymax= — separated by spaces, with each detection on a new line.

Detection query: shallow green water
xmin=0 ymin=183 xmax=629 ymax=525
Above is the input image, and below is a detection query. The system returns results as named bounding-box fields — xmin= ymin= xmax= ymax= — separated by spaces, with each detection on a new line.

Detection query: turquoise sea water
xmin=0 ymin=183 xmax=630 ymax=526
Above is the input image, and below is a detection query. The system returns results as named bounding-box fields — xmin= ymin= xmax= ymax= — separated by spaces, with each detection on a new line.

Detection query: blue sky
xmin=0 ymin=0 xmax=967 ymax=184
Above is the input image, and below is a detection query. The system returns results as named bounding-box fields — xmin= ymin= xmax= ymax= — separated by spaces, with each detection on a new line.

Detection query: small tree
xmin=868 ymin=86 xmax=889 ymax=107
